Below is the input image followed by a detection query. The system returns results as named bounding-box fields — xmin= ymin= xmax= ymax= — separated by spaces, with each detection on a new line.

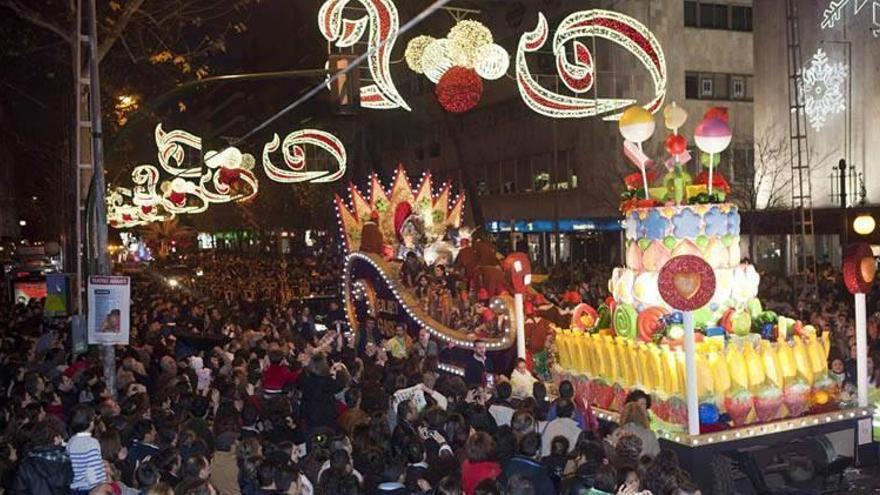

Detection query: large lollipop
xmin=694 ymin=116 xmax=732 ymax=197
xmin=619 ymin=106 xmax=656 ymax=199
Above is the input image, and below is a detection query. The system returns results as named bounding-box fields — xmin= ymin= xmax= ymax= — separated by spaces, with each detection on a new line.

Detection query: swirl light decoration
xmin=318 ymin=0 xmax=410 ymax=111
xmin=262 ymin=129 xmax=347 ymax=183
xmin=516 ymin=10 xmax=667 ymax=121
xmin=108 ymin=125 xmax=347 ymax=228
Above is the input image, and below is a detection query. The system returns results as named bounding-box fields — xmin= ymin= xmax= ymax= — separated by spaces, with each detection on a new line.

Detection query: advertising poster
xmin=87 ymin=276 xmax=130 ymax=345
xmin=44 ymin=273 xmax=69 ymax=317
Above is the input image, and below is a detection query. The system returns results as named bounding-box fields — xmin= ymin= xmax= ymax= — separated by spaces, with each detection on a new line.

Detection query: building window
xmin=700 ymin=76 xmax=714 ymax=98
xmin=685 ymin=73 xmax=699 ymax=99
xmin=685 ymin=1 xmax=752 ymax=31
xmin=731 ymin=5 xmax=753 ymax=31
xmin=731 ymin=76 xmax=745 ymax=99
xmin=684 ymin=1 xmax=698 ymax=27
xmin=686 ymin=71 xmax=753 ymax=101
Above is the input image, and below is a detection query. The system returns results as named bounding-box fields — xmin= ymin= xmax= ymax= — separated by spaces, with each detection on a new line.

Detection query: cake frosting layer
xmin=625 ymin=203 xmax=740 ymax=242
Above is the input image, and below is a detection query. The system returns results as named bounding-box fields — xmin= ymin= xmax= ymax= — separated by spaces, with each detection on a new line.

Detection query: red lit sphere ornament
xmin=665 ymin=134 xmax=687 ymax=155
xmin=436 ymin=66 xmax=483 ymax=113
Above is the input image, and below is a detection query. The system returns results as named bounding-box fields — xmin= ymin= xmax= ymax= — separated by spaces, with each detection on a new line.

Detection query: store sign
xmin=87 ymin=276 xmax=131 ymax=345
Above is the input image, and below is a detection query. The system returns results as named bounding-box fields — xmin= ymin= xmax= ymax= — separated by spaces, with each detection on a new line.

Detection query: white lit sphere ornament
xmin=421 ymin=38 xmax=453 ymax=83
xmin=448 ymin=20 xmax=493 ymax=68
xmin=474 ymin=43 xmax=509 ymax=80
xmin=853 ymin=214 xmax=876 ymax=235
xmin=405 ymin=35 xmax=436 ymax=74
xmin=694 ymin=117 xmax=732 ymax=154
xmin=618 ymin=106 xmax=655 ymax=144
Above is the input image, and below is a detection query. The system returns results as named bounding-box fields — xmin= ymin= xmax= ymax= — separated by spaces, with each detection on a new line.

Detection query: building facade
xmin=368 ymin=0 xmax=755 ymax=265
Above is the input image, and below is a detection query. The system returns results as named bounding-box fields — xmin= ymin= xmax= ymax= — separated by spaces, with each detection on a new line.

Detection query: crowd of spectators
xmin=1 ymin=241 xmax=878 ymax=495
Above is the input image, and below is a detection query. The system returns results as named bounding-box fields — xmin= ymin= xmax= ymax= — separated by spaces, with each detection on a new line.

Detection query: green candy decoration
xmin=695 ymin=235 xmax=709 ymax=249
xmin=613 ymin=304 xmax=638 ymax=340
xmin=663 ymin=236 xmax=678 ymax=250
xmin=721 ymin=234 xmax=735 ymax=247
xmin=747 ymin=298 xmax=763 ymax=319
xmin=731 ymin=310 xmax=752 ymax=336
xmin=638 ymin=238 xmax=651 ymax=251
xmin=692 ymin=306 xmax=715 ymax=328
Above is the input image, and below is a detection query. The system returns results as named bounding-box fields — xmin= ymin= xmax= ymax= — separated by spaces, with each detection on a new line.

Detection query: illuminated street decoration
xmin=110 ymin=125 xmax=346 ymax=228
xmin=800 ymin=48 xmax=847 ymax=131
xmin=447 ymin=20 xmax=494 ymax=68
xmin=318 ymin=0 xmax=410 ymax=110
xmin=516 ymin=10 xmax=667 ymax=121
xmin=262 ymin=129 xmax=347 ymax=183
xmin=406 ymin=20 xmax=509 ymax=113
xmin=821 ymin=0 xmax=880 ymax=37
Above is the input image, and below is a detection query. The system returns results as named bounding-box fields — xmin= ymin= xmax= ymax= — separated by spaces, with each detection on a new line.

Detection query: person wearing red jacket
xmin=460 ymin=431 xmax=501 ymax=495
xmin=261 ymin=349 xmax=300 ymax=396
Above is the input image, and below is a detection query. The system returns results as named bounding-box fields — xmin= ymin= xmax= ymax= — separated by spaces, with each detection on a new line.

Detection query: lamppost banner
xmin=87 ymin=276 xmax=130 ymax=345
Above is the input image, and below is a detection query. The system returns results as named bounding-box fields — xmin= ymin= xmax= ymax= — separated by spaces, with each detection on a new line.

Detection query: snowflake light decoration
xmin=800 ymin=48 xmax=848 ymax=131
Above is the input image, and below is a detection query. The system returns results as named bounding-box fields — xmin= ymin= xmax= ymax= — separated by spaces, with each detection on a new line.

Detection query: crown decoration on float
xmin=553 ymin=105 xmax=841 ymax=433
xmin=405 ymin=20 xmax=510 ymax=113
xmin=334 ymin=167 xmax=465 ymax=253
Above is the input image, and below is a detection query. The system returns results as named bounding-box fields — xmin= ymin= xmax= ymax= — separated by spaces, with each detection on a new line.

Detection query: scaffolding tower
xmin=785 ymin=0 xmax=818 ymax=305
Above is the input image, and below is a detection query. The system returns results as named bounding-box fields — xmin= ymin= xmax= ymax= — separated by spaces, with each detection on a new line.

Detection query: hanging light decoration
xmin=405 ymin=35 xmax=436 ymax=74
xmin=421 ymin=38 xmax=453 ymax=83
xmin=436 ymin=67 xmax=483 ymax=113
xmin=447 ymin=19 xmax=494 ymax=68
xmin=475 ymin=43 xmax=510 ymax=80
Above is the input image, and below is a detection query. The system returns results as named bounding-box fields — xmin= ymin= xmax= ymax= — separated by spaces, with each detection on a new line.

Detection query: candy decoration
xmin=665 ymin=134 xmax=687 ymax=155
xmin=694 ymin=116 xmax=732 ymax=196
xmin=658 ymin=255 xmax=715 ymax=311
xmin=698 ymin=402 xmax=720 ymax=424
xmin=572 ymin=303 xmax=599 ymax=332
xmin=731 ymin=310 xmax=752 ymax=336
xmin=619 ymin=106 xmax=656 ymax=199
xmin=613 ymin=303 xmax=638 ymax=340
xmin=663 ymin=101 xmax=688 ymax=132
xmin=637 ymin=306 xmax=667 ymax=342
xmin=619 ymin=106 xmax=656 ymax=142
xmin=843 ymin=243 xmax=876 ymax=294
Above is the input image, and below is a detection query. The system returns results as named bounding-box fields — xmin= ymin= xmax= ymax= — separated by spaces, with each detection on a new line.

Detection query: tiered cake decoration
xmin=554 ymin=104 xmax=835 ymax=431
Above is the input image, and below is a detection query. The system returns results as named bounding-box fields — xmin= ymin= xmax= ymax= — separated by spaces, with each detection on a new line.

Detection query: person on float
xmin=413 ymin=328 xmax=439 ymax=359
xmin=509 ymin=357 xmax=538 ymax=400
xmin=464 ymin=339 xmax=493 ymax=388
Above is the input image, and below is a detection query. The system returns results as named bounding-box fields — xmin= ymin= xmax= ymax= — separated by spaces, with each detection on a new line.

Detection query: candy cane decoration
xmin=262 ymin=129 xmax=347 ymax=184
xmin=318 ymin=0 xmax=410 ymax=111
xmin=516 ymin=10 xmax=666 ymax=121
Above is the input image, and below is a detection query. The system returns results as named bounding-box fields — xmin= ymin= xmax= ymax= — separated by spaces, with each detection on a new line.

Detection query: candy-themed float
xmin=336 ymin=168 xmax=562 ymax=374
xmin=552 ymin=105 xmax=874 ymax=484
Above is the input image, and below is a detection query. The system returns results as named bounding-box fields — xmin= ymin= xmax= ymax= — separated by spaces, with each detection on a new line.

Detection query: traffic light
xmin=328 ymin=54 xmax=360 ymax=115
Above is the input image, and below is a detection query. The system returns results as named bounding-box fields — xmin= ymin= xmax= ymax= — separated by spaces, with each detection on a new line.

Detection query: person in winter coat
xmin=297 ymin=353 xmax=342 ymax=430
xmin=460 ymin=432 xmax=501 ymax=495
xmin=12 ymin=420 xmax=73 ymax=495
xmin=501 ymin=432 xmax=555 ymax=494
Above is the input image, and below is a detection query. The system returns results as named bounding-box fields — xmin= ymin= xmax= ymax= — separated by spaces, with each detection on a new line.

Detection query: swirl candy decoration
xmin=262 ymin=129 xmax=347 ymax=184
xmin=613 ymin=303 xmax=638 ymax=340
xmin=516 ymin=10 xmax=666 ymax=121
xmin=318 ymin=0 xmax=410 ymax=111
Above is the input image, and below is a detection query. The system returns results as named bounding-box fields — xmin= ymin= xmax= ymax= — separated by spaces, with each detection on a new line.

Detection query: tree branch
xmin=97 ymin=0 xmax=146 ymax=63
xmin=1 ymin=0 xmax=73 ymax=44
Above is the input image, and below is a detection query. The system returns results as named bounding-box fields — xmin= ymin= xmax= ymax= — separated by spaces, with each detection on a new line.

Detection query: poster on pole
xmin=87 ymin=276 xmax=130 ymax=345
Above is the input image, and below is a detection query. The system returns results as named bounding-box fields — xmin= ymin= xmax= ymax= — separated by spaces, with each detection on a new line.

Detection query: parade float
xmin=336 ymin=168 xmax=565 ymax=375
xmin=551 ymin=104 xmax=876 ymax=488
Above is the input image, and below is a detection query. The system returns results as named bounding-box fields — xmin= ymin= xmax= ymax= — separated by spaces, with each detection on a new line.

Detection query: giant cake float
xmin=554 ymin=104 xmax=837 ymax=433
